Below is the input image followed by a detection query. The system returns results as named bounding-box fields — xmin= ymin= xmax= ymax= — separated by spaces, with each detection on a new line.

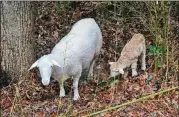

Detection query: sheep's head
xmin=29 ymin=55 xmax=60 ymax=86
xmin=109 ymin=62 xmax=124 ymax=77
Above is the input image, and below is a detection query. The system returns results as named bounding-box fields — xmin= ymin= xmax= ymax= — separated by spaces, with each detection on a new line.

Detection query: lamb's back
xmin=120 ymin=33 xmax=145 ymax=62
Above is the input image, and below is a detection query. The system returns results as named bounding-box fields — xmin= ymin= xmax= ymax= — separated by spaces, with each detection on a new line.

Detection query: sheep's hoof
xmin=141 ymin=66 xmax=146 ymax=71
xmin=88 ymin=73 xmax=93 ymax=78
xmin=123 ymin=73 xmax=128 ymax=78
xmin=73 ymin=95 xmax=80 ymax=101
xmin=132 ymin=72 xmax=138 ymax=77
xmin=59 ymin=92 xmax=65 ymax=97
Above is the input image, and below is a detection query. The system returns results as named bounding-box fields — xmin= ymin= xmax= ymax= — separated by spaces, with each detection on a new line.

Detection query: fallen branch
xmin=82 ymin=86 xmax=179 ymax=117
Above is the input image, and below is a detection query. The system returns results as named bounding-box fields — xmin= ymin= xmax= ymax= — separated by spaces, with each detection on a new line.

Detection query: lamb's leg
xmin=88 ymin=59 xmax=96 ymax=77
xmin=141 ymin=44 xmax=146 ymax=71
xmin=131 ymin=61 xmax=138 ymax=77
xmin=122 ymin=70 xmax=128 ymax=78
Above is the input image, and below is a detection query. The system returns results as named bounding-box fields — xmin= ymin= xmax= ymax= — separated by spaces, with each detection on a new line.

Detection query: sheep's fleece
xmin=29 ymin=18 xmax=103 ymax=100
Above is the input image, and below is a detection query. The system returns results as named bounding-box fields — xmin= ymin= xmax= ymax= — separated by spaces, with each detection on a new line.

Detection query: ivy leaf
xmin=146 ymin=75 xmax=152 ymax=84
xmin=148 ymin=52 xmax=154 ymax=56
xmin=148 ymin=45 xmax=156 ymax=52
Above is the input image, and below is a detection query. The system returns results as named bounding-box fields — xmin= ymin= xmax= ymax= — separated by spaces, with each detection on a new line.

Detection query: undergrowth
xmin=1 ymin=1 xmax=178 ymax=117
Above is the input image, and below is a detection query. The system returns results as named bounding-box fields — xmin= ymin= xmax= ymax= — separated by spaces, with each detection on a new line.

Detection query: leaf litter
xmin=1 ymin=1 xmax=179 ymax=117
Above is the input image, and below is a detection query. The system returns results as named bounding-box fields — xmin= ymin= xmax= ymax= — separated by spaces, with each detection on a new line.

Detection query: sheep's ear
xmin=119 ymin=69 xmax=124 ymax=74
xmin=29 ymin=60 xmax=38 ymax=71
xmin=51 ymin=59 xmax=61 ymax=67
xmin=109 ymin=62 xmax=114 ymax=65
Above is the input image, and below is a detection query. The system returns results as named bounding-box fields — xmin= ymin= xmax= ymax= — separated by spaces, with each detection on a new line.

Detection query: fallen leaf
xmin=50 ymin=113 xmax=57 ymax=117
xmin=2 ymin=98 xmax=11 ymax=109
xmin=21 ymin=99 xmax=29 ymax=105
xmin=72 ymin=9 xmax=81 ymax=20
xmin=37 ymin=112 xmax=43 ymax=117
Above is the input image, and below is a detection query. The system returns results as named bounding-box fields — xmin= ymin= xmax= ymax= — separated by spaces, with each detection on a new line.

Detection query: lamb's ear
xmin=29 ymin=60 xmax=38 ymax=71
xmin=119 ymin=69 xmax=124 ymax=74
xmin=51 ymin=59 xmax=61 ymax=67
xmin=109 ymin=62 xmax=114 ymax=65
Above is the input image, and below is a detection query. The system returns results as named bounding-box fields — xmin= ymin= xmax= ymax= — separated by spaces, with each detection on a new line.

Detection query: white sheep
xmin=109 ymin=33 xmax=146 ymax=77
xmin=29 ymin=18 xmax=102 ymax=100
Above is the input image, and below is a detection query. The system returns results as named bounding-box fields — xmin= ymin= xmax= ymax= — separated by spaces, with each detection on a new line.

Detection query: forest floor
xmin=1 ymin=2 xmax=178 ymax=117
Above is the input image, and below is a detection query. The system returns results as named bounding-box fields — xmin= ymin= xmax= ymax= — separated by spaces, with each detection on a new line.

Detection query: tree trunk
xmin=1 ymin=1 xmax=35 ymax=82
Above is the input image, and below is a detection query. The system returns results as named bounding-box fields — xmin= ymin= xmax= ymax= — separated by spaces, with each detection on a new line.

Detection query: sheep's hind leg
xmin=131 ymin=61 xmax=138 ymax=77
xmin=141 ymin=44 xmax=146 ymax=71
xmin=88 ymin=59 xmax=96 ymax=77
xmin=73 ymin=67 xmax=82 ymax=100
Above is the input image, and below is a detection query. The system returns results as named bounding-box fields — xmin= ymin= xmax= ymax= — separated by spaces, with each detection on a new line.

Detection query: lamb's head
xmin=29 ymin=55 xmax=60 ymax=86
xmin=109 ymin=62 xmax=124 ymax=77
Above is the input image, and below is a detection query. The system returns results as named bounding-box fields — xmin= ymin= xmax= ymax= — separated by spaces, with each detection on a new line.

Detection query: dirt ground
xmin=1 ymin=2 xmax=178 ymax=117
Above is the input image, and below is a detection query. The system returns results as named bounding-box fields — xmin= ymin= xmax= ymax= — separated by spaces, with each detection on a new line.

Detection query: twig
xmin=9 ymin=85 xmax=20 ymax=117
xmin=82 ymin=86 xmax=179 ymax=117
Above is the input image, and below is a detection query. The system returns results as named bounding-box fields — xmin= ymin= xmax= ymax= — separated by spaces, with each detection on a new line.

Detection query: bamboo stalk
xmin=82 ymin=86 xmax=179 ymax=117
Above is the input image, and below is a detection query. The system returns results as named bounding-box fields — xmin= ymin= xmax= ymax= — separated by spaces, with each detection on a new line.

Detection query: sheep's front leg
xmin=122 ymin=70 xmax=128 ymax=78
xmin=73 ymin=76 xmax=80 ymax=100
xmin=59 ymin=79 xmax=65 ymax=97
xmin=131 ymin=61 xmax=138 ymax=77
xmin=88 ymin=59 xmax=96 ymax=77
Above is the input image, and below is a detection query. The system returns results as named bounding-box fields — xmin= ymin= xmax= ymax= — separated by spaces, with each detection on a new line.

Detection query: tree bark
xmin=1 ymin=1 xmax=35 ymax=82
